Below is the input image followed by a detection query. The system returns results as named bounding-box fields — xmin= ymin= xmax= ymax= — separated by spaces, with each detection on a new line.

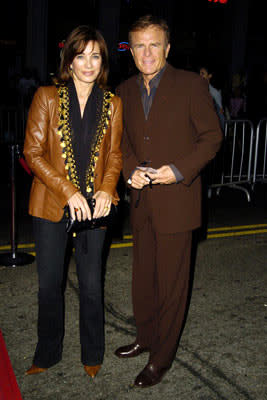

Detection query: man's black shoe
xmin=114 ymin=343 xmax=149 ymax=358
xmin=134 ymin=362 xmax=170 ymax=388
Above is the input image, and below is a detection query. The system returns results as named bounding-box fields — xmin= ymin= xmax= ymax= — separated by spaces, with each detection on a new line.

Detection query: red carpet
xmin=0 ymin=330 xmax=23 ymax=400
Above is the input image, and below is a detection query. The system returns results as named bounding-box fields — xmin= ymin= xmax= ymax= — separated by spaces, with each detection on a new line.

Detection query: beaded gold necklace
xmin=56 ymin=84 xmax=114 ymax=196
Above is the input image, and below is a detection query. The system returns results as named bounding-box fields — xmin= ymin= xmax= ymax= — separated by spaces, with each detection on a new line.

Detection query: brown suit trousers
xmin=132 ymin=193 xmax=192 ymax=368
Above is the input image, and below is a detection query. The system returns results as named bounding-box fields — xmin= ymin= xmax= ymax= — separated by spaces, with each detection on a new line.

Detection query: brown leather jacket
xmin=24 ymin=85 xmax=123 ymax=222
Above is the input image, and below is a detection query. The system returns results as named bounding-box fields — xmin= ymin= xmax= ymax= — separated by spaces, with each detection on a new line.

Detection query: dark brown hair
xmin=56 ymin=25 xmax=109 ymax=88
xmin=129 ymin=15 xmax=170 ymax=47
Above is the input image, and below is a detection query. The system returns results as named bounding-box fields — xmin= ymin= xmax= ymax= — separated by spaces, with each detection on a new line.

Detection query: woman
xmin=23 ymin=25 xmax=122 ymax=378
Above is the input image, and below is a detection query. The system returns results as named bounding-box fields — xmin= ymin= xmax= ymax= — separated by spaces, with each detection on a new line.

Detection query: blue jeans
xmin=32 ymin=216 xmax=106 ymax=367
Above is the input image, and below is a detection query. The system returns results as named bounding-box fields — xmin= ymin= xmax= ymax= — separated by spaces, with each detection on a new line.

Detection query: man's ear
xmin=165 ymin=43 xmax=170 ymax=59
xmin=130 ymin=48 xmax=134 ymax=57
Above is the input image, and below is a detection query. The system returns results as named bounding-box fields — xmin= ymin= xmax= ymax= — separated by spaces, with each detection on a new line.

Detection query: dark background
xmin=1 ymin=0 xmax=267 ymax=121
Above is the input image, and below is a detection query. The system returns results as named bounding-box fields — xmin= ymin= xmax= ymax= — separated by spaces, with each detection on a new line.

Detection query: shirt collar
xmin=137 ymin=63 xmax=167 ymax=91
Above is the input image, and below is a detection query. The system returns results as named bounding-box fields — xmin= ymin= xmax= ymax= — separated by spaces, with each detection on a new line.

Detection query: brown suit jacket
xmin=24 ymin=85 xmax=123 ymax=222
xmin=117 ymin=64 xmax=223 ymax=233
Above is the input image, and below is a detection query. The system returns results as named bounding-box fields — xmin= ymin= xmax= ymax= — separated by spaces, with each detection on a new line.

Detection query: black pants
xmin=32 ymin=216 xmax=106 ymax=368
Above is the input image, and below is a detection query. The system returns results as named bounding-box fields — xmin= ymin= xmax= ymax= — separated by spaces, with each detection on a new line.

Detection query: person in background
xmin=229 ymin=86 xmax=246 ymax=119
xmin=115 ymin=15 xmax=222 ymax=388
xmin=18 ymin=68 xmax=38 ymax=111
xmin=23 ymin=25 xmax=122 ymax=378
xmin=199 ymin=65 xmax=226 ymax=130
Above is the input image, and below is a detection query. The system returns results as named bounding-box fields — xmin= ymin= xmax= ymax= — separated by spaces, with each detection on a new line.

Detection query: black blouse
xmin=68 ymin=79 xmax=103 ymax=197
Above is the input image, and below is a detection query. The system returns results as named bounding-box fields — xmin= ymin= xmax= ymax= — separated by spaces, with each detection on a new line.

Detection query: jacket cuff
xmin=127 ymin=168 xmax=137 ymax=185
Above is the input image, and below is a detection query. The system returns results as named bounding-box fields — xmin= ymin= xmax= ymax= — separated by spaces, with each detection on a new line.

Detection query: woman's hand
xmin=67 ymin=192 xmax=91 ymax=221
xmin=93 ymin=191 xmax=112 ymax=219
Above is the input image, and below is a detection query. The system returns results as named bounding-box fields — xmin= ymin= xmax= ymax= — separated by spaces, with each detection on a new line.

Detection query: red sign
xmin=208 ymin=0 xmax=228 ymax=3
xmin=117 ymin=42 xmax=130 ymax=52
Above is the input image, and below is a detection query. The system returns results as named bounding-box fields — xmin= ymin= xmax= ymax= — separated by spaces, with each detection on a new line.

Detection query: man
xmin=199 ymin=65 xmax=226 ymax=130
xmin=115 ymin=15 xmax=222 ymax=388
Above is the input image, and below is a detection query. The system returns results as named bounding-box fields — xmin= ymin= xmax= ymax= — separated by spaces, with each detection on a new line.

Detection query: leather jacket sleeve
xmin=24 ymin=87 xmax=78 ymax=209
xmin=96 ymin=95 xmax=123 ymax=202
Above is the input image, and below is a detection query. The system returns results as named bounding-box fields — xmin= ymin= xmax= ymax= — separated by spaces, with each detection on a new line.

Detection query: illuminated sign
xmin=208 ymin=0 xmax=228 ymax=3
xmin=117 ymin=42 xmax=130 ymax=52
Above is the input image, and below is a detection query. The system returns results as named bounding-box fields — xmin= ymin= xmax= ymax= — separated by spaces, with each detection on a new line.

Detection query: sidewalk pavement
xmin=0 ymin=227 xmax=267 ymax=399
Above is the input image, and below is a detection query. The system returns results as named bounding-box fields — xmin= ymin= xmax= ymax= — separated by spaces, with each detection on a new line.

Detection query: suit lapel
xmin=147 ymin=64 xmax=175 ymax=122
xmin=130 ymin=76 xmax=144 ymax=120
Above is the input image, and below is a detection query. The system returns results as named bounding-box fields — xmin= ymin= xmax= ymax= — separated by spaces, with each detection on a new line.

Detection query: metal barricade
xmin=252 ymin=118 xmax=267 ymax=188
xmin=208 ymin=119 xmax=254 ymax=201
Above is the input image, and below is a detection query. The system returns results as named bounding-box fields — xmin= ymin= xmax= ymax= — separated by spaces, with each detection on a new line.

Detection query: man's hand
xmin=131 ymin=169 xmax=151 ymax=189
xmin=146 ymin=165 xmax=176 ymax=185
